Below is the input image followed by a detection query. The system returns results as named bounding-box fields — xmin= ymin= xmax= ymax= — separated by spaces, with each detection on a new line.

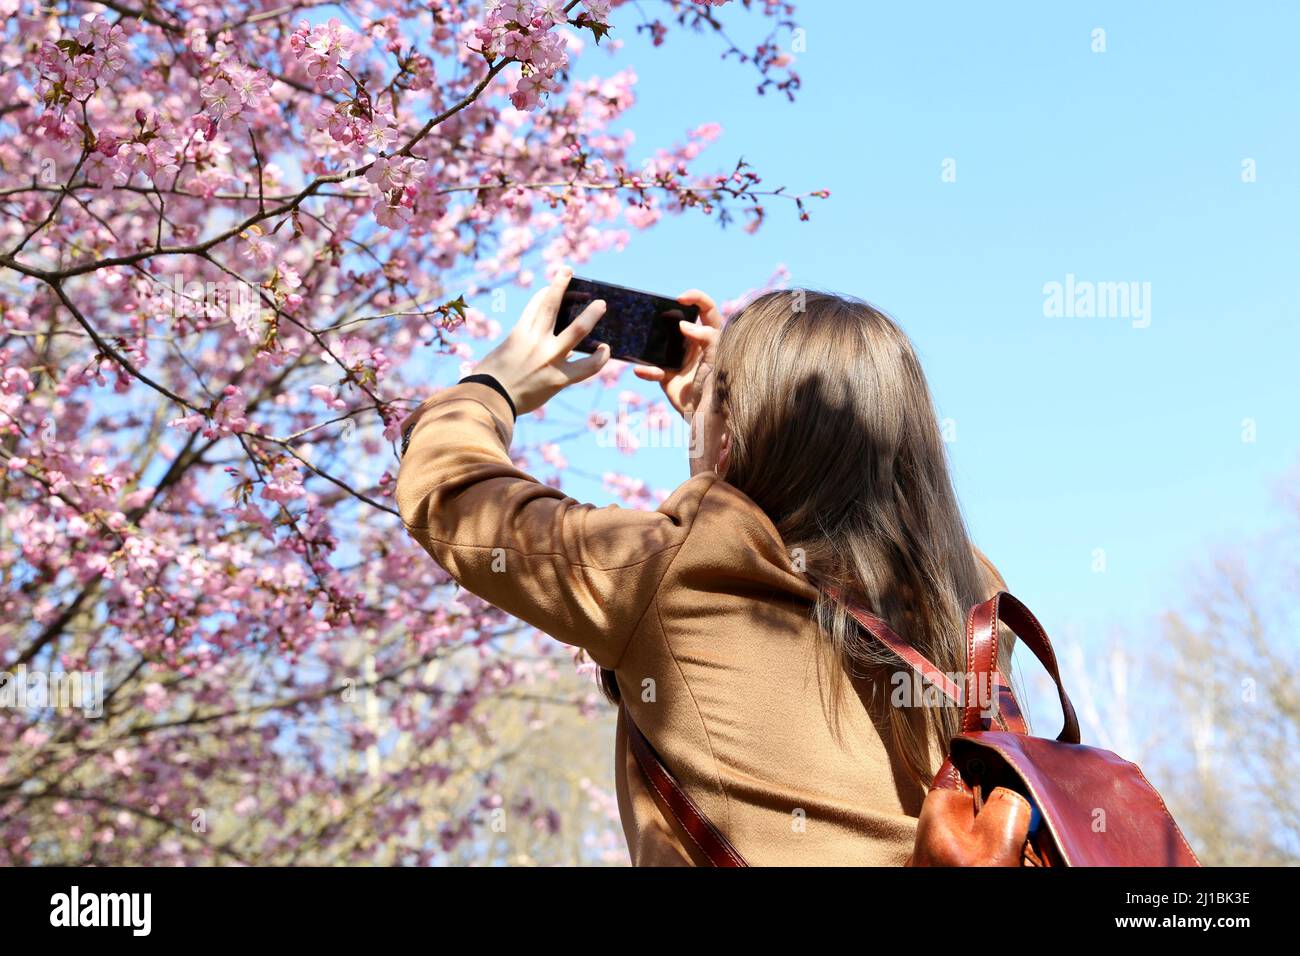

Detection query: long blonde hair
xmin=710 ymin=289 xmax=1007 ymax=790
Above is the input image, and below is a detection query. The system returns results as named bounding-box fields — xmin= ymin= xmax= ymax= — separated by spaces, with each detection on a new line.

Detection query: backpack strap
xmin=823 ymin=583 xmax=1029 ymax=735
xmin=619 ymin=589 xmax=1039 ymax=867
xmin=622 ymin=702 xmax=749 ymax=867
xmin=966 ymin=592 xmax=1079 ymax=743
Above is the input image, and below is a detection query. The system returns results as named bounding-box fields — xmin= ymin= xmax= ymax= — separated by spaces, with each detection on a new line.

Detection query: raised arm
xmin=395 ymin=267 xmax=713 ymax=667
xmin=396 ymin=380 xmax=712 ymax=667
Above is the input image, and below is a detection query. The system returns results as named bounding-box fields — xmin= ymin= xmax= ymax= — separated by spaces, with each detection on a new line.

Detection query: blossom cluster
xmin=0 ymin=0 xmax=808 ymax=866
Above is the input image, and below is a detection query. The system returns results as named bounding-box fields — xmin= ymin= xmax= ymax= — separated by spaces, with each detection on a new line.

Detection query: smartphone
xmin=555 ymin=276 xmax=695 ymax=370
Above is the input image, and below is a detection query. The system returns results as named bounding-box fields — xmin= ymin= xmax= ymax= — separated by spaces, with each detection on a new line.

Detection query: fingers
xmin=523 ymin=264 xmax=574 ymax=335
xmin=677 ymin=288 xmax=724 ymax=328
xmin=680 ymin=320 xmax=717 ymax=343
xmin=633 ymin=365 xmax=666 ymax=382
xmin=554 ymin=297 xmax=606 ymax=353
xmin=677 ymin=288 xmax=715 ymax=309
xmin=678 ymin=318 xmax=719 ymax=377
xmin=563 ymin=342 xmax=611 ymax=383
xmin=517 ymin=283 xmax=553 ymax=336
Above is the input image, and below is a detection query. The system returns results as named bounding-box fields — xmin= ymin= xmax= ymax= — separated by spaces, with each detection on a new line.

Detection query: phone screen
xmin=555 ymin=276 xmax=694 ymax=370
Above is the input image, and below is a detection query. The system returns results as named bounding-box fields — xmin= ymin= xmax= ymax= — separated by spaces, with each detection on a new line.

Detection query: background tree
xmin=0 ymin=0 xmax=818 ymax=864
xmin=1030 ymin=475 xmax=1299 ymax=866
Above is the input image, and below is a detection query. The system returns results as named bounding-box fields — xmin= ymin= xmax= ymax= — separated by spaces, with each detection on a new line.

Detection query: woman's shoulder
xmin=663 ymin=472 xmax=779 ymax=541
xmin=658 ymin=473 xmax=817 ymax=598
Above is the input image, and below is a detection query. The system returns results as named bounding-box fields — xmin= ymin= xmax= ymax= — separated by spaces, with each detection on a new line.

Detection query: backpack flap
xmin=950 ymin=730 xmax=1201 ymax=867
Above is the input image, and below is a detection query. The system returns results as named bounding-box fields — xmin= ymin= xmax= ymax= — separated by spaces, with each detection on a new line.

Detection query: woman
xmin=396 ymin=266 xmax=1015 ymax=865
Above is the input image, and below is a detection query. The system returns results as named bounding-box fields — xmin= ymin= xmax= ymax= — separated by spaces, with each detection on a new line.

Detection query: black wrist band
xmin=458 ymin=373 xmax=518 ymax=421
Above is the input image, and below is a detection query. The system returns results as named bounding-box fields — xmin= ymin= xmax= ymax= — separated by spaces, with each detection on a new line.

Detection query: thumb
xmin=564 ymin=342 xmax=611 ymax=383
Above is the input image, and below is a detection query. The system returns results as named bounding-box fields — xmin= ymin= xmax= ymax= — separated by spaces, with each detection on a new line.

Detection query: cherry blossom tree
xmin=0 ymin=0 xmax=819 ymax=863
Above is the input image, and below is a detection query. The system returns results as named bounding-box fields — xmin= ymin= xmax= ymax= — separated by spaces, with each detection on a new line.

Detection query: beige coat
xmin=397 ymin=381 xmax=1006 ymax=865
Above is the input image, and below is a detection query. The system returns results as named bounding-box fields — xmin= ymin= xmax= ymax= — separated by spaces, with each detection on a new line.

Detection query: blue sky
xmin=428 ymin=3 xmax=1300 ymax=730
xmin=553 ymin=2 xmax=1298 ymax=704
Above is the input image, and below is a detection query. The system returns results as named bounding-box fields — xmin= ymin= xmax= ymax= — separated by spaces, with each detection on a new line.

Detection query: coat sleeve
xmin=395 ymin=381 xmax=709 ymax=668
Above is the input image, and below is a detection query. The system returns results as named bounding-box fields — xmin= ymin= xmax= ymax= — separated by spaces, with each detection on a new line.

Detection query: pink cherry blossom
xmin=0 ymin=0 xmax=816 ymax=866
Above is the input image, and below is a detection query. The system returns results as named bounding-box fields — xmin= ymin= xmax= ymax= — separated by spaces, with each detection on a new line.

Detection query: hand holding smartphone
xmin=554 ymin=276 xmax=696 ymax=370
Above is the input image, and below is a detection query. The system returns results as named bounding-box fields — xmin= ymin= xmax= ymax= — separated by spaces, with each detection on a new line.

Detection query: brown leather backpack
xmin=623 ymin=590 xmax=1201 ymax=867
